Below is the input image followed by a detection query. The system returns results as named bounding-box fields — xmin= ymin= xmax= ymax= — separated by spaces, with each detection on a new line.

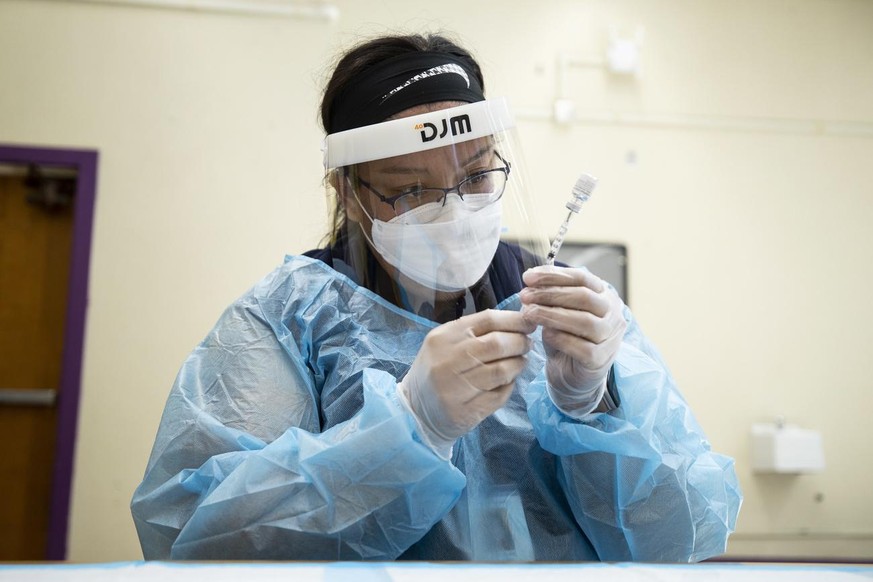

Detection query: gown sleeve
xmin=130 ymin=273 xmax=465 ymax=560
xmin=522 ymin=305 xmax=742 ymax=562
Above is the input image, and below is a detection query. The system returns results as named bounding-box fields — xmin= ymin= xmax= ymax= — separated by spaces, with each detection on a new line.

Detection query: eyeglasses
xmin=353 ymin=153 xmax=511 ymax=221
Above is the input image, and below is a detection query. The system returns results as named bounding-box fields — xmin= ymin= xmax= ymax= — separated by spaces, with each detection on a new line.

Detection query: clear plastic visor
xmin=323 ymin=98 xmax=550 ymax=321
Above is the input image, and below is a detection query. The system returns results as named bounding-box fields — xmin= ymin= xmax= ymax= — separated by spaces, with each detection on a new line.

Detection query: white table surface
xmin=1 ymin=561 xmax=872 ymax=582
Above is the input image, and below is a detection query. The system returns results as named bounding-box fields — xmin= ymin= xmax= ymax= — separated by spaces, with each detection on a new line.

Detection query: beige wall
xmin=1 ymin=0 xmax=871 ymax=562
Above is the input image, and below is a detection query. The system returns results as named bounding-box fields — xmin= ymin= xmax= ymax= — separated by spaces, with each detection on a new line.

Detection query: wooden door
xmin=0 ymin=167 xmax=74 ymax=560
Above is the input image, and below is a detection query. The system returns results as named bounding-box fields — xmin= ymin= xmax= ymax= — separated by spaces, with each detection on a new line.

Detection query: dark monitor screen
xmin=554 ymin=242 xmax=628 ymax=305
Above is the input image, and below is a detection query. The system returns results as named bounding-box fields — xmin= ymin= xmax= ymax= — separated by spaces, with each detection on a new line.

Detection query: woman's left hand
xmin=520 ymin=265 xmax=627 ymax=417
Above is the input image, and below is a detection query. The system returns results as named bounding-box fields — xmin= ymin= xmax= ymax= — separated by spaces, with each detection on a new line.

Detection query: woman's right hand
xmin=398 ymin=310 xmax=536 ymax=458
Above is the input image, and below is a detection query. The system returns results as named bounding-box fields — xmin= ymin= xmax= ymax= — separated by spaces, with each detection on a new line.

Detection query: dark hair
xmin=320 ymin=33 xmax=484 ymax=134
xmin=320 ymin=33 xmax=485 ymax=244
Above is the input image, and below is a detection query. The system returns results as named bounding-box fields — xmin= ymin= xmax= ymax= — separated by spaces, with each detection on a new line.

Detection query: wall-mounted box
xmin=750 ymin=422 xmax=825 ymax=474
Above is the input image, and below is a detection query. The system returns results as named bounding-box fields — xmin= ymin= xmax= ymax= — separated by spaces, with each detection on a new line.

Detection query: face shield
xmin=324 ymin=97 xmax=549 ymax=321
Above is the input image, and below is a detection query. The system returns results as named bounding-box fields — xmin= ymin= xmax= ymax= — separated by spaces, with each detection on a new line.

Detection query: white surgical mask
xmin=371 ymin=199 xmax=503 ymax=292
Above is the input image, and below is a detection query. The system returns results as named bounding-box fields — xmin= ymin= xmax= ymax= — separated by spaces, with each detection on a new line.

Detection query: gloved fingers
xmin=522 ymin=265 xmax=605 ymax=292
xmin=446 ymin=310 xmax=534 ymax=374
xmin=401 ymin=311 xmax=539 ymax=447
xmin=465 ymin=381 xmax=516 ymax=412
xmin=541 ymin=327 xmax=618 ymax=372
xmin=422 ymin=309 xmax=527 ymax=350
xmin=520 ymin=284 xmax=610 ymax=317
xmin=466 ymin=308 xmax=537 ymax=337
xmin=461 ymin=354 xmax=529 ymax=394
xmin=463 ymin=330 xmax=532 ymax=366
xmin=425 ymin=383 xmax=514 ymax=440
xmin=522 ymin=304 xmax=613 ymax=344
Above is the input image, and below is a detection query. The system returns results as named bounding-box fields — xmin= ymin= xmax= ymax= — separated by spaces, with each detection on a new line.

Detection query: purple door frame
xmin=0 ymin=143 xmax=98 ymax=560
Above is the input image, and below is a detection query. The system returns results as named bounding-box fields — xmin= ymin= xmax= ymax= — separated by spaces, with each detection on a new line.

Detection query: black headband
xmin=328 ymin=52 xmax=485 ymax=134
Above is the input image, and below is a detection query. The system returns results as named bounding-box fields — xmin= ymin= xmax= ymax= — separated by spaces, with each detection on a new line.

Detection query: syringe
xmin=545 ymin=174 xmax=598 ymax=265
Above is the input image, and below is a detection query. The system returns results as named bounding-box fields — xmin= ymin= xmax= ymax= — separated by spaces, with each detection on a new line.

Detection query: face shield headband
xmin=324 ymin=98 xmax=515 ymax=170
xmin=327 ymin=52 xmax=485 ymax=134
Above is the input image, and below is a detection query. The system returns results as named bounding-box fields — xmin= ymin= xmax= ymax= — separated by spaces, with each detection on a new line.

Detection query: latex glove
xmin=398 ymin=309 xmax=536 ymax=458
xmin=520 ymin=266 xmax=627 ymax=418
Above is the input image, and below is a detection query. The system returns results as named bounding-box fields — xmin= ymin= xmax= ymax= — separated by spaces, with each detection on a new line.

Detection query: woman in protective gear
xmin=131 ymin=33 xmax=741 ymax=562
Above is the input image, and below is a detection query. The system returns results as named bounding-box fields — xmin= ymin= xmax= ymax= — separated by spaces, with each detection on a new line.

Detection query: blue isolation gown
xmin=130 ymin=253 xmax=741 ymax=561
